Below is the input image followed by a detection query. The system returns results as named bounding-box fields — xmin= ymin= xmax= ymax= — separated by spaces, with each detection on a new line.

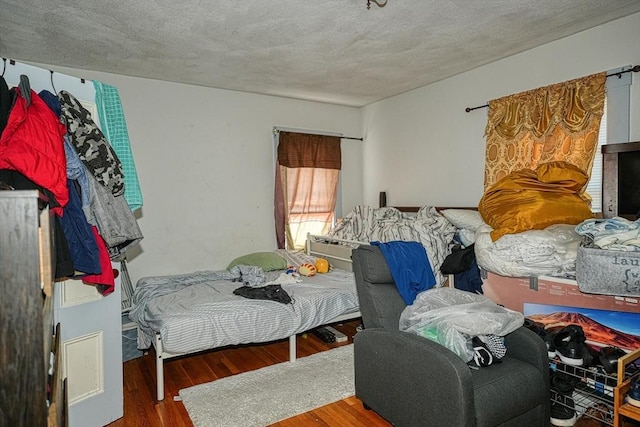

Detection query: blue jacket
xmin=371 ymin=241 xmax=436 ymax=305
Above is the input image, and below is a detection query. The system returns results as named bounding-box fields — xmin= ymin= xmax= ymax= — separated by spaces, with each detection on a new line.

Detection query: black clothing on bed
xmin=233 ymin=284 xmax=292 ymax=304
xmin=440 ymin=244 xmax=483 ymax=294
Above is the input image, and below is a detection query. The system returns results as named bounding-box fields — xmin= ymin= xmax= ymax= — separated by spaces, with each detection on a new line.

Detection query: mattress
xmin=129 ymin=268 xmax=358 ymax=355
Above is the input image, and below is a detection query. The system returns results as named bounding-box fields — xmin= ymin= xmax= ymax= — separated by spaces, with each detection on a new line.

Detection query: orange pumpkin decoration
xmin=315 ymin=258 xmax=329 ymax=274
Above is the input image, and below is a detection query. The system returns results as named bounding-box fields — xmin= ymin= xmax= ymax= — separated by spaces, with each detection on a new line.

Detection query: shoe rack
xmin=614 ymin=348 xmax=640 ymax=427
xmin=550 ymin=357 xmax=616 ymax=426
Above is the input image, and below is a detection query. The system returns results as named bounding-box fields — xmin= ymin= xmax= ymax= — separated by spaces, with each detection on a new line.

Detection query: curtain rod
xmin=464 ymin=65 xmax=640 ymax=113
xmin=273 ymin=126 xmax=363 ymax=141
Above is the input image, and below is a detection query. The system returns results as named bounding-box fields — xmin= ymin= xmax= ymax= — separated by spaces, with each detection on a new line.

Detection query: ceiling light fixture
xmin=367 ymin=0 xmax=387 ymax=9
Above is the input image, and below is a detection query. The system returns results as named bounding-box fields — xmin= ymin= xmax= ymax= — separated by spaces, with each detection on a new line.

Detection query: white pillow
xmin=441 ymin=209 xmax=485 ymax=232
xmin=457 ymin=228 xmax=476 ymax=247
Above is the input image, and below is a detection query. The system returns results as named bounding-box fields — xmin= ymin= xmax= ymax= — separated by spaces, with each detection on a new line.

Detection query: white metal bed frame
xmin=152 ymin=234 xmax=365 ymax=401
xmin=152 ymin=309 xmax=361 ymax=400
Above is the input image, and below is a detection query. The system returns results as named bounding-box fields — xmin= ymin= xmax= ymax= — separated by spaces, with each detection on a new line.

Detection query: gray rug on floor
xmin=179 ymin=344 xmax=355 ymax=427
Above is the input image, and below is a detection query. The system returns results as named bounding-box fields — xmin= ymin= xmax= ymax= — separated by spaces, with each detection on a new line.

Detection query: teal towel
xmin=94 ymin=80 xmax=143 ymax=211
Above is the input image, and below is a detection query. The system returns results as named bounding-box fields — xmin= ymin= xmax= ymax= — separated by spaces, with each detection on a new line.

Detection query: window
xmin=585 ymin=101 xmax=607 ymax=213
xmin=274 ymin=131 xmax=342 ymax=250
xmin=587 ymin=65 xmax=634 ymax=214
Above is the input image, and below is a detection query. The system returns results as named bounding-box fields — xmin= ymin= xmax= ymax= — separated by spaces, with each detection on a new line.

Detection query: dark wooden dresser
xmin=0 ymin=190 xmax=65 ymax=426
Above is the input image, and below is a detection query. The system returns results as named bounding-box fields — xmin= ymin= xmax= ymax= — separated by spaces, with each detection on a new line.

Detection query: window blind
xmin=585 ymin=101 xmax=607 ymax=213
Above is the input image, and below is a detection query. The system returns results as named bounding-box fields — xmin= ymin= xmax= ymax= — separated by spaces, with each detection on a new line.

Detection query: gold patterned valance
xmin=484 ymin=72 xmax=606 ymax=190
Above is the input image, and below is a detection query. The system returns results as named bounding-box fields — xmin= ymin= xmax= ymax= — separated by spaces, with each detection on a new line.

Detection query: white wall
xmin=362 ymin=12 xmax=640 ymax=208
xmin=9 ymin=64 xmax=362 ymax=283
xmin=121 ymin=81 xmax=362 ymax=281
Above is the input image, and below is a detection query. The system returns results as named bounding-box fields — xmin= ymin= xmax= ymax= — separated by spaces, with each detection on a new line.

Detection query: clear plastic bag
xmin=399 ymin=287 xmax=524 ymax=362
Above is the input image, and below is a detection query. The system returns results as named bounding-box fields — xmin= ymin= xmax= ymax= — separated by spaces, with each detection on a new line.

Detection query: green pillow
xmin=227 ymin=252 xmax=287 ymax=271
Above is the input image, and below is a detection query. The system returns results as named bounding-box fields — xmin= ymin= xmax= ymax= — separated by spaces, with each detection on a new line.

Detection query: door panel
xmin=54 ymin=263 xmax=123 ymax=427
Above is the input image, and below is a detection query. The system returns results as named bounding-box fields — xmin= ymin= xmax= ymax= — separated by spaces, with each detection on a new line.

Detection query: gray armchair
xmin=352 ymin=244 xmax=550 ymax=427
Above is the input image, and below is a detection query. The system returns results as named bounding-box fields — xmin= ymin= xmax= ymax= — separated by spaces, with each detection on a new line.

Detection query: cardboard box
xmin=482 ymin=272 xmax=640 ymax=314
xmin=576 ymin=245 xmax=640 ymax=297
xmin=482 ymin=272 xmax=640 ymax=351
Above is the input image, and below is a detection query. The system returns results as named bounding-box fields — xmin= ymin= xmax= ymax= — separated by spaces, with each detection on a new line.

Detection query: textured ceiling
xmin=2 ymin=0 xmax=640 ymax=107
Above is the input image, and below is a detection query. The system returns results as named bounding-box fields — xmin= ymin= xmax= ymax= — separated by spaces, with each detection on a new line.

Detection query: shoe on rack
xmin=545 ymin=333 xmax=557 ymax=358
xmin=555 ymin=341 xmax=585 ymax=366
xmin=598 ymin=347 xmax=626 ymax=374
xmin=550 ymin=394 xmax=577 ymax=426
xmin=523 ymin=318 xmax=556 ymax=358
xmin=628 ymin=377 xmax=640 ymax=407
xmin=554 ymin=325 xmax=586 ymax=366
xmin=550 ymin=371 xmax=579 ymax=395
xmin=582 ymin=344 xmax=598 ymax=368
xmin=574 ymin=403 xmax=612 ymax=427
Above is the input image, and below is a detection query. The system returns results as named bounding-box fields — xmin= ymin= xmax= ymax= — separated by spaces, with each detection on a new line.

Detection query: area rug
xmin=179 ymin=345 xmax=355 ymax=427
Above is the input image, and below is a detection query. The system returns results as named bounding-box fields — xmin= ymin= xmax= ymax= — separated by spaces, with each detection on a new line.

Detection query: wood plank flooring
xmin=106 ymin=319 xmax=391 ymax=427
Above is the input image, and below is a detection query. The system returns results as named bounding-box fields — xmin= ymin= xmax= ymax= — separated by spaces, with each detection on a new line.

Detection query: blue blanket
xmin=371 ymin=241 xmax=436 ymax=305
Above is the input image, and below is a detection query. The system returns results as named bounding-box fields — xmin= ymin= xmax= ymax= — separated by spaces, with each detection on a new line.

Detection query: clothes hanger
xmin=50 ymin=70 xmax=58 ymax=94
xmin=18 ymin=74 xmax=31 ymax=107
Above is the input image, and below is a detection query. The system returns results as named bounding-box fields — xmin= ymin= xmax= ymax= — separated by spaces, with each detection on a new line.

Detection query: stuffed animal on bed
xmin=285 ymin=265 xmax=297 ymax=275
xmin=298 ymin=263 xmax=317 ymax=277
xmin=315 ymin=258 xmax=329 ymax=273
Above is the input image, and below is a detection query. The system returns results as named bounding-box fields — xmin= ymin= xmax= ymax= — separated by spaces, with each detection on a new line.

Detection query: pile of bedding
xmin=439 ymin=161 xmax=596 ymax=279
xmin=474 ymin=223 xmax=581 ymax=278
xmin=478 ymin=161 xmax=593 ymax=241
xmin=441 ymin=209 xmax=582 ymax=278
xmin=328 ymin=205 xmax=456 ymax=285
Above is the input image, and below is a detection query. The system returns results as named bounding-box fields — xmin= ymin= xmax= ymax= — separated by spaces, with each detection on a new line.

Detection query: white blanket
xmin=474 ymin=223 xmax=581 ymax=277
xmin=329 ymin=206 xmax=456 ymax=285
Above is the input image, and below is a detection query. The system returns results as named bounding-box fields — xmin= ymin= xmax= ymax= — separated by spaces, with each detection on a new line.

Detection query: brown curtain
xmin=484 ymin=72 xmax=606 ymax=191
xmin=274 ymin=132 xmax=341 ymax=250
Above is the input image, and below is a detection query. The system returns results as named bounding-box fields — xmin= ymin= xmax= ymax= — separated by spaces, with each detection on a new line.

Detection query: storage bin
xmin=576 ymin=245 xmax=640 ymax=297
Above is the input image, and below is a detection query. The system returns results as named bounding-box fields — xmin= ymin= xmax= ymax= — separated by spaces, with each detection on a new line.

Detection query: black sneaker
xmin=555 ymin=341 xmax=584 ymax=366
xmin=545 ymin=334 xmax=557 ymax=358
xmin=598 ymin=347 xmax=626 ymax=374
xmin=628 ymin=377 xmax=640 ymax=408
xmin=550 ymin=394 xmax=577 ymax=426
xmin=523 ymin=318 xmax=556 ymax=358
xmin=553 ymin=325 xmax=586 ymax=366
xmin=550 ymin=372 xmax=579 ymax=395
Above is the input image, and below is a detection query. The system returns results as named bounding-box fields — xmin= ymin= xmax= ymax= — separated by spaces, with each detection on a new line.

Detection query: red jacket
xmin=0 ymin=88 xmax=68 ymax=213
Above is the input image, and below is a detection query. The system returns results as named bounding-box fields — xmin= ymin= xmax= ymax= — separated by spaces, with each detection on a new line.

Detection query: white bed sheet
xmin=129 ymin=269 xmax=358 ymax=355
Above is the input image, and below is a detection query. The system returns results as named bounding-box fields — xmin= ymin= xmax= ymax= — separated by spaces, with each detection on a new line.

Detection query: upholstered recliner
xmin=352 ymin=244 xmax=550 ymax=427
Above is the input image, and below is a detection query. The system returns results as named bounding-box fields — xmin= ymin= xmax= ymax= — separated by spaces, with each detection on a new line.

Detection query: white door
xmin=54 ymin=262 xmax=124 ymax=427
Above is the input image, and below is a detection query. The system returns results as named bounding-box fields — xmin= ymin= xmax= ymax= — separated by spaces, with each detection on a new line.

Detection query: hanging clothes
xmin=0 ymin=76 xmax=15 ymax=137
xmin=85 ymin=171 xmax=143 ymax=261
xmin=58 ymin=90 xmax=125 ymax=197
xmin=57 ymin=89 xmax=143 ymax=261
xmin=0 ymin=87 xmax=68 ymax=214
xmin=82 ymin=226 xmax=116 ymax=296
xmin=58 ymin=180 xmax=102 ymax=276
xmin=39 ymin=90 xmax=93 ymax=223
xmin=93 ymin=81 xmax=143 ymax=211
xmin=38 ymin=90 xmax=101 ymax=276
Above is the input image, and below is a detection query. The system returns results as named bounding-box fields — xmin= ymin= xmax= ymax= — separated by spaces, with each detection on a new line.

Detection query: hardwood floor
xmin=107 ymin=319 xmax=391 ymax=427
